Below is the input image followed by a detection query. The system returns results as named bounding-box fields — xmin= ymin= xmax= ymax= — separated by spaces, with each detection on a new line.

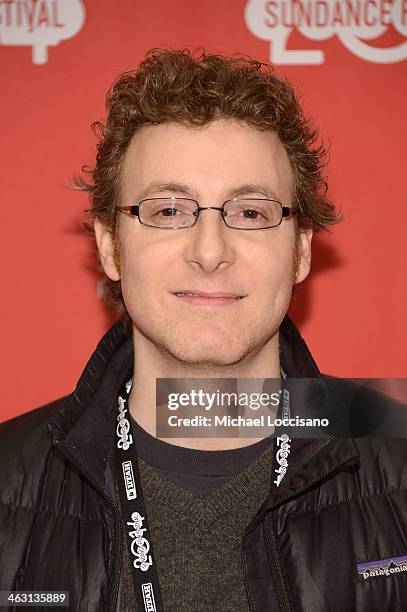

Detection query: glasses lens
xmin=139 ymin=198 xmax=197 ymax=228
xmin=224 ymin=199 xmax=283 ymax=229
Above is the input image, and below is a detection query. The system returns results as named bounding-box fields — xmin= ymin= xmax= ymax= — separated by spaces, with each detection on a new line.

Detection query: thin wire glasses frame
xmin=117 ymin=197 xmax=297 ymax=230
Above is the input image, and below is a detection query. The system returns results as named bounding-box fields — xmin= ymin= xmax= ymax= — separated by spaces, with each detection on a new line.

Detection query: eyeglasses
xmin=117 ymin=197 xmax=297 ymax=230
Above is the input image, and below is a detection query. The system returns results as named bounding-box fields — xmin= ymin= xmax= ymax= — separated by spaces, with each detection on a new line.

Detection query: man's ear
xmin=294 ymin=229 xmax=313 ymax=285
xmin=94 ymin=217 xmax=121 ymax=281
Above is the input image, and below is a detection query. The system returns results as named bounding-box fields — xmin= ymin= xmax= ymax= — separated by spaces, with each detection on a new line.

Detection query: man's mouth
xmin=172 ymin=290 xmax=246 ymax=305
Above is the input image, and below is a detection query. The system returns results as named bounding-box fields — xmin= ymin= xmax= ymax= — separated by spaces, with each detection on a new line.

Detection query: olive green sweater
xmin=120 ymin=443 xmax=274 ymax=611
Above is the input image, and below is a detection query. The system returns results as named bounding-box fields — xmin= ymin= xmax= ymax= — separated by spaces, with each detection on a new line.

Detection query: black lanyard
xmin=115 ymin=377 xmax=164 ymax=612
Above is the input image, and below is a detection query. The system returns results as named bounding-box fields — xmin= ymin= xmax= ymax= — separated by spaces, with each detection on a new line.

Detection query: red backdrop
xmin=1 ymin=0 xmax=406 ymax=421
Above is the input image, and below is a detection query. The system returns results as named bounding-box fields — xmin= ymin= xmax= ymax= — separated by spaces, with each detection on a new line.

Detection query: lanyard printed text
xmin=274 ymin=434 xmax=291 ymax=487
xmin=117 ymin=395 xmax=133 ymax=450
xmin=127 ymin=511 xmax=154 ymax=572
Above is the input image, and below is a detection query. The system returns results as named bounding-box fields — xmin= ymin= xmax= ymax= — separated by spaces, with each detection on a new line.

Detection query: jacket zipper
xmin=264 ymin=512 xmax=292 ymax=612
xmin=52 ymin=435 xmax=123 ymax=612
xmin=263 ymin=454 xmax=360 ymax=612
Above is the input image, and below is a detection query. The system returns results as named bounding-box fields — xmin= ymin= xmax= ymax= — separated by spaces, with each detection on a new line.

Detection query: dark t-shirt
xmin=129 ymin=414 xmax=273 ymax=495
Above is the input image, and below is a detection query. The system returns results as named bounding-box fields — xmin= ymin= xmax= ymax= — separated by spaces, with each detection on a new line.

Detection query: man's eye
xmin=156 ymin=207 xmax=178 ymax=217
xmin=241 ymin=208 xmax=264 ymax=219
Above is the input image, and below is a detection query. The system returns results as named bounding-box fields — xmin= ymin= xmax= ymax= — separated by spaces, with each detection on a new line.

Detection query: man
xmin=1 ymin=48 xmax=407 ymax=612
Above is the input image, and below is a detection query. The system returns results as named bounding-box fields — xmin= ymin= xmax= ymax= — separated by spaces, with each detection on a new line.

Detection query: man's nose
xmin=186 ymin=207 xmax=233 ymax=273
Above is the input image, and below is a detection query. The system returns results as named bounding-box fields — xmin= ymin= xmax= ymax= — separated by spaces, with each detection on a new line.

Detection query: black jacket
xmin=1 ymin=316 xmax=407 ymax=611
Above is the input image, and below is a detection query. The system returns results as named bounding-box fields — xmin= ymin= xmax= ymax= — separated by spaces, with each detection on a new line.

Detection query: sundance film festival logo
xmin=0 ymin=0 xmax=85 ymax=64
xmin=245 ymin=0 xmax=407 ymax=64
xmin=127 ymin=511 xmax=153 ymax=572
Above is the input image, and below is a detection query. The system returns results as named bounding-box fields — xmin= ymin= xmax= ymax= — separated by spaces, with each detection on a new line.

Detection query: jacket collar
xmin=48 ymin=318 xmax=133 ymax=497
xmin=47 ymin=315 xmax=359 ymax=500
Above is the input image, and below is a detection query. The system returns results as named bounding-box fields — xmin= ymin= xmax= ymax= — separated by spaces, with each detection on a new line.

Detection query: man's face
xmin=95 ymin=119 xmax=312 ymax=366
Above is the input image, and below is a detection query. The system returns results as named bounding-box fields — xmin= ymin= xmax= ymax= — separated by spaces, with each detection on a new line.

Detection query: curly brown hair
xmin=76 ymin=47 xmax=340 ymax=315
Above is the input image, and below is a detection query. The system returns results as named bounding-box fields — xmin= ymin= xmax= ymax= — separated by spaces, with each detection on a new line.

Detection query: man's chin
xmin=159 ymin=341 xmax=253 ymax=369
xmin=132 ymin=321 xmax=264 ymax=368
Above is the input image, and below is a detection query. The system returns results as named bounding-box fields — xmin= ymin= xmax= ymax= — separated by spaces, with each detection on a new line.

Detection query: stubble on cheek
xmin=124 ymin=287 xmax=272 ymax=366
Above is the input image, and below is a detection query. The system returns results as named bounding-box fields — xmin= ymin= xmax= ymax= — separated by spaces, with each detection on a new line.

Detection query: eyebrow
xmin=136 ymin=181 xmax=282 ymax=202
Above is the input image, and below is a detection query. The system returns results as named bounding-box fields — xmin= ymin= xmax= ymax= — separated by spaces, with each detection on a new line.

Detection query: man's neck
xmin=127 ymin=329 xmax=281 ymax=450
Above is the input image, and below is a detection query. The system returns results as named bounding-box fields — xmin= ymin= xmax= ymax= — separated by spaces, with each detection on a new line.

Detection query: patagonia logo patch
xmin=357 ymin=555 xmax=407 ymax=580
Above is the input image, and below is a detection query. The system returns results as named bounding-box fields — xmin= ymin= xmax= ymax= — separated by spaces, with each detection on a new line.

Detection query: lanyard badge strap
xmin=115 ymin=378 xmax=164 ymax=612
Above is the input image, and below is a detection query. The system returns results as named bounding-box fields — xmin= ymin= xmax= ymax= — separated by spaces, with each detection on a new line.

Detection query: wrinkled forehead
xmin=119 ymin=120 xmax=294 ymax=205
